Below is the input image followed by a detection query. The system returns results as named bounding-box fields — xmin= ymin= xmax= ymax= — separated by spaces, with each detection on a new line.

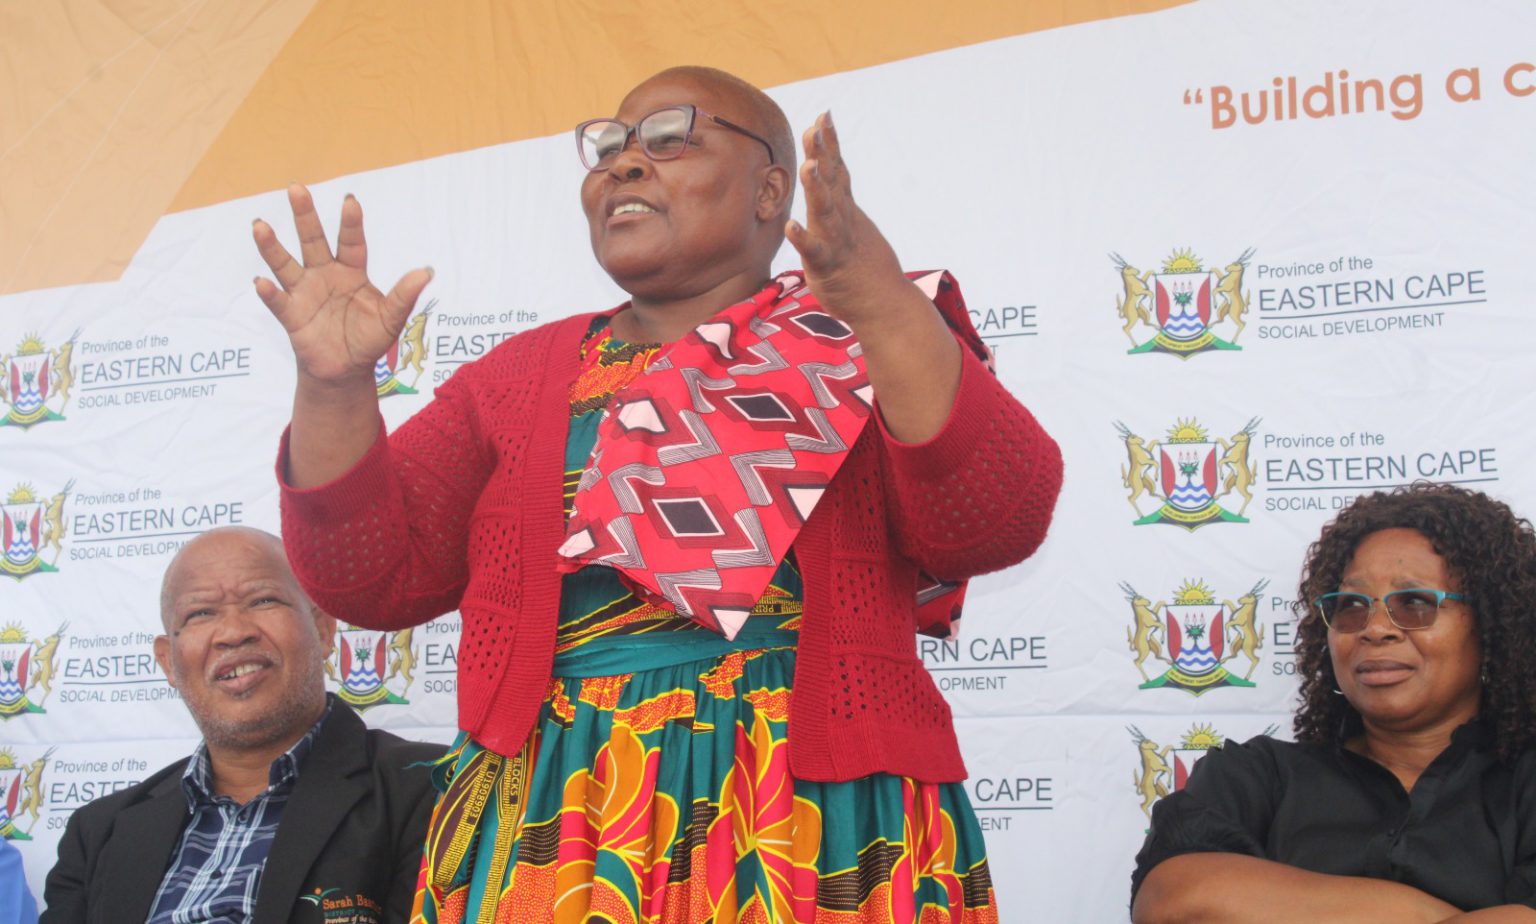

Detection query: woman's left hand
xmin=784 ymin=110 xmax=964 ymax=443
xmin=785 ymin=111 xmax=916 ymax=330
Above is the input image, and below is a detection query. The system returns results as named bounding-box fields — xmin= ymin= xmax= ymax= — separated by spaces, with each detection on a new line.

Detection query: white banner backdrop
xmin=4 ymin=0 xmax=1535 ymax=918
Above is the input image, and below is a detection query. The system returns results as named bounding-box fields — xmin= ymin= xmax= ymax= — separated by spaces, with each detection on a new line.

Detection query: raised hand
xmin=253 ymin=184 xmax=433 ymax=387
xmin=254 ymin=185 xmax=432 ymax=488
xmin=784 ymin=111 xmax=961 ymax=442
xmin=784 ymin=111 xmax=910 ymax=328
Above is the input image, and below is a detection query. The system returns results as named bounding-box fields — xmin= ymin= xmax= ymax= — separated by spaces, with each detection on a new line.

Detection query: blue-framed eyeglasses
xmin=1313 ymin=589 xmax=1470 ymax=633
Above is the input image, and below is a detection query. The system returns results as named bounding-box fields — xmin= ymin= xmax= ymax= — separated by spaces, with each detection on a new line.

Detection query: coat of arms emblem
xmin=1 ymin=481 xmax=73 ymax=580
xmin=0 ymin=621 xmax=66 ymax=718
xmin=0 ymin=747 xmax=50 ymax=839
xmin=326 ymin=625 xmax=416 ymax=710
xmin=1 ymin=331 xmax=78 ymax=428
xmin=1112 ymin=249 xmax=1253 ymax=359
xmin=1116 ymin=418 xmax=1259 ymax=529
xmin=374 ymin=299 xmax=434 ymax=398
xmin=1123 ymin=579 xmax=1265 ymax=693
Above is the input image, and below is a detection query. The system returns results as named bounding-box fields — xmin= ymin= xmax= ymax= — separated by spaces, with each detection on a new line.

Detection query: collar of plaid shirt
xmin=146 ymin=699 xmax=332 ymax=924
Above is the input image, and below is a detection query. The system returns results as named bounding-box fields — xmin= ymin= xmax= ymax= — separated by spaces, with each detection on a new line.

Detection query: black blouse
xmin=1131 ymin=721 xmax=1536 ymax=911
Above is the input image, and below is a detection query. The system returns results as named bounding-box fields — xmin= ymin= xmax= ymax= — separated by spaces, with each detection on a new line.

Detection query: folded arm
xmin=1134 ymin=853 xmax=1461 ymax=924
xmin=1438 ymin=909 xmax=1536 ymax=922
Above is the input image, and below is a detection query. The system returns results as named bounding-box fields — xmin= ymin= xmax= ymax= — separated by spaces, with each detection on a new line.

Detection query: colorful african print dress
xmin=411 ymin=322 xmax=999 ymax=924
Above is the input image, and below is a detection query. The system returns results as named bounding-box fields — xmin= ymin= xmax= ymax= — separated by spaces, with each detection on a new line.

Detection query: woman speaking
xmin=254 ymin=66 xmax=1062 ymax=922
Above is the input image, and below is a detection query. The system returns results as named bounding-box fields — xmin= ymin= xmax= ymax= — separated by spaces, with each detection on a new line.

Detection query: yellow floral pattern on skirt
xmin=407 ymin=321 xmax=999 ymax=922
xmin=410 ymin=640 xmax=998 ymax=924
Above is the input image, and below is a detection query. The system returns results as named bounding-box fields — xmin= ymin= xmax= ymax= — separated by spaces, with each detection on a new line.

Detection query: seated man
xmin=41 ymin=526 xmax=442 ymax=924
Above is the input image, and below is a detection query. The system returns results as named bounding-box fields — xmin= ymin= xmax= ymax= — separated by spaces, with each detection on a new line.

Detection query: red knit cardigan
xmin=278 ymin=309 xmax=1062 ymax=783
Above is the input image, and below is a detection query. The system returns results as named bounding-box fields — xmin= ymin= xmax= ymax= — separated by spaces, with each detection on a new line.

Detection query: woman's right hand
xmin=253 ymin=184 xmax=433 ymax=387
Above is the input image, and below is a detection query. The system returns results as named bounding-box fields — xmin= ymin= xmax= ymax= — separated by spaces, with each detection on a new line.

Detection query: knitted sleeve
xmin=277 ymin=362 xmax=496 ymax=630
xmin=877 ymin=345 xmax=1063 ymax=579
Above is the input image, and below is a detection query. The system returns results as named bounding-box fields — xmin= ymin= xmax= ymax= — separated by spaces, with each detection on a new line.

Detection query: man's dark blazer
xmin=40 ymin=698 xmax=443 ymax=924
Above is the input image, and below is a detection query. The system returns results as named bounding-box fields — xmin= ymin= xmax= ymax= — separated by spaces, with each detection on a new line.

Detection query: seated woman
xmin=1132 ymin=483 xmax=1536 ymax=923
xmin=254 ymin=65 xmax=1062 ymax=921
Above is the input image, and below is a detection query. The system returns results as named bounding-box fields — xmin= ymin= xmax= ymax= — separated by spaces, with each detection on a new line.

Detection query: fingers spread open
xmin=785 ymin=218 xmax=828 ymax=268
xmin=382 ymin=267 xmax=435 ymax=333
xmin=335 ymin=194 xmax=368 ymax=270
xmin=252 ymin=219 xmax=303 ymax=290
xmin=816 ymin=113 xmax=850 ymax=193
xmin=799 ymin=118 xmax=821 ymax=161
xmin=801 ymin=158 xmax=840 ymax=222
xmin=799 ymin=111 xmax=856 ymax=226
xmin=287 ymin=184 xmax=335 ymax=268
xmin=252 ymin=276 xmax=293 ymax=323
xmin=822 ymin=111 xmax=841 ymax=158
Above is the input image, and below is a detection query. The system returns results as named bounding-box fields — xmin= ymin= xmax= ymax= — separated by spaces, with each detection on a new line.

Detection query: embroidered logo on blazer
xmin=299 ymin=887 xmax=382 ymax=923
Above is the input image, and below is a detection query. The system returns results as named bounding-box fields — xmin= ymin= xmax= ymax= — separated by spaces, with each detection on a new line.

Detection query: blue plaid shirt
xmin=146 ymin=703 xmax=330 ymax=924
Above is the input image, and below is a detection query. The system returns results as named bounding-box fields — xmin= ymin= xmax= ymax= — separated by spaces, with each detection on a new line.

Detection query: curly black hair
xmin=1292 ymin=482 xmax=1536 ymax=762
